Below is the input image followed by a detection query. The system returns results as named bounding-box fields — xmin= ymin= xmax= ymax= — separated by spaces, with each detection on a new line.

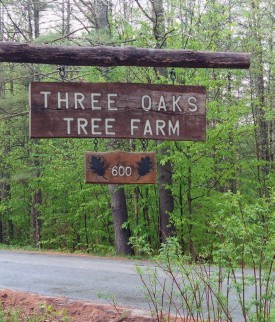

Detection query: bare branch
xmin=134 ymin=0 xmax=153 ymax=22
xmin=0 ymin=111 xmax=28 ymax=121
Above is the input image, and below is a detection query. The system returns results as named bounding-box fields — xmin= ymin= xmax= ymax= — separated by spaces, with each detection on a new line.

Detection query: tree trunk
xmin=94 ymin=0 xmax=109 ymax=30
xmin=151 ymin=0 xmax=175 ymax=243
xmin=0 ymin=180 xmax=12 ymax=243
xmin=158 ymin=159 xmax=175 ymax=242
xmin=0 ymin=220 xmax=3 ymax=243
xmin=0 ymin=124 xmax=11 ymax=244
xmin=62 ymin=0 xmax=71 ymax=37
xmin=0 ymin=5 xmax=3 ymax=96
xmin=250 ymin=1 xmax=272 ymax=198
xmin=27 ymin=1 xmax=33 ymax=40
xmin=0 ymin=4 xmax=3 ymax=41
xmin=93 ymin=0 xmax=133 ymax=255
xmin=187 ymin=163 xmax=196 ymax=260
xmin=31 ymin=187 xmax=42 ymax=248
xmin=107 ymin=141 xmax=133 ymax=255
xmin=109 ymin=185 xmax=133 ymax=255
xmin=33 ymin=0 xmax=40 ymax=39
xmin=29 ymin=2 xmax=42 ymax=247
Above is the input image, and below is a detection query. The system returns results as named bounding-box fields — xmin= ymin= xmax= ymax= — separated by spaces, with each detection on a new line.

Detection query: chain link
xmin=141 ymin=138 xmax=148 ymax=151
xmin=58 ymin=65 xmax=67 ymax=81
xmin=169 ymin=68 xmax=176 ymax=85
xmin=93 ymin=138 xmax=99 ymax=152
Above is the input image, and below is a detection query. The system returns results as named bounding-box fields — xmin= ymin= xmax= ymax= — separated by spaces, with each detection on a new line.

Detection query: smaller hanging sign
xmin=85 ymin=151 xmax=156 ymax=184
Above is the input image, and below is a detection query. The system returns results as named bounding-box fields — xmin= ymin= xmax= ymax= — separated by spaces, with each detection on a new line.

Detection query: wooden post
xmin=0 ymin=42 xmax=250 ymax=69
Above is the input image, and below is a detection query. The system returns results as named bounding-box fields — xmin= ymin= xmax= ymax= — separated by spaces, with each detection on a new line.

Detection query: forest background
xmin=0 ymin=0 xmax=274 ymax=267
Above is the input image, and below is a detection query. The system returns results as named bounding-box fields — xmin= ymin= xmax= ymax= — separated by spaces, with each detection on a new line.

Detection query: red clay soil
xmin=0 ymin=289 xmax=211 ymax=321
xmin=0 ymin=289 xmax=153 ymax=322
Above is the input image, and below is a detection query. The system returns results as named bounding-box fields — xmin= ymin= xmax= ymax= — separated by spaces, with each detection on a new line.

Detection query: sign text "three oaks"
xmin=30 ymin=82 xmax=206 ymax=141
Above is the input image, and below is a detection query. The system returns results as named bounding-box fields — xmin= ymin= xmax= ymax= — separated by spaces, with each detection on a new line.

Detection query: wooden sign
xmin=30 ymin=82 xmax=206 ymax=141
xmin=85 ymin=151 xmax=156 ymax=184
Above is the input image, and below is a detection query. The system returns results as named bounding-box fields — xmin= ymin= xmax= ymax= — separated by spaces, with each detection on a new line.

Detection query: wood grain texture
xmin=0 ymin=42 xmax=250 ymax=69
xmin=30 ymin=82 xmax=206 ymax=141
xmin=86 ymin=151 xmax=156 ymax=184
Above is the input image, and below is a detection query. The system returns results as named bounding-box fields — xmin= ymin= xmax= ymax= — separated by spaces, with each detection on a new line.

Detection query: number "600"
xmin=111 ymin=166 xmax=132 ymax=177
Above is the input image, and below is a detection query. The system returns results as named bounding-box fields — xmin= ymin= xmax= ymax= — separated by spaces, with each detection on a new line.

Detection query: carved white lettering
xmin=58 ymin=92 xmax=69 ymax=109
xmin=105 ymin=118 xmax=116 ymax=135
xmin=77 ymin=118 xmax=88 ymax=134
xmin=173 ymin=96 xmax=182 ymax=112
xmin=63 ymin=117 xmax=74 ymax=134
xmin=40 ymin=91 xmax=51 ymax=108
xmin=169 ymin=120 xmax=179 ymax=135
xmin=108 ymin=94 xmax=118 ymax=110
xmin=158 ymin=96 xmax=167 ymax=111
xmin=91 ymin=118 xmax=102 ymax=135
xmin=131 ymin=119 xmax=141 ymax=135
xmin=91 ymin=93 xmax=101 ymax=110
xmin=130 ymin=119 xmax=180 ymax=137
xmin=74 ymin=93 xmax=85 ymax=109
xmin=141 ymin=95 xmax=152 ymax=111
xmin=188 ymin=96 xmax=198 ymax=112
xmin=156 ymin=120 xmax=166 ymax=136
xmin=143 ymin=120 xmax=153 ymax=135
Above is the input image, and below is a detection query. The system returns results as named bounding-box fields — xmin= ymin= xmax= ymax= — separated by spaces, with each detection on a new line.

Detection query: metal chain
xmin=141 ymin=138 xmax=148 ymax=152
xmin=169 ymin=68 xmax=176 ymax=85
xmin=94 ymin=138 xmax=99 ymax=152
xmin=58 ymin=65 xmax=67 ymax=81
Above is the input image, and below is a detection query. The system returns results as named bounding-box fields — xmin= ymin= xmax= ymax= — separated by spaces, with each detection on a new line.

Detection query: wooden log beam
xmin=0 ymin=42 xmax=250 ymax=69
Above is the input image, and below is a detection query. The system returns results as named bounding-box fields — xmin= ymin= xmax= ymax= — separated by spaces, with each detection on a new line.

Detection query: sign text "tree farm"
xmin=30 ymin=82 xmax=206 ymax=141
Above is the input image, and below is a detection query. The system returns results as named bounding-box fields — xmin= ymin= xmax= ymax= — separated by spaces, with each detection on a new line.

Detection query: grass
xmin=0 ymin=302 xmax=69 ymax=322
xmin=0 ymin=242 xmax=150 ymax=261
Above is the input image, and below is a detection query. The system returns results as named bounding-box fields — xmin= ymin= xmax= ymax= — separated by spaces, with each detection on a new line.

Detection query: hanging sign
xmin=85 ymin=151 xmax=156 ymax=184
xmin=30 ymin=82 xmax=206 ymax=141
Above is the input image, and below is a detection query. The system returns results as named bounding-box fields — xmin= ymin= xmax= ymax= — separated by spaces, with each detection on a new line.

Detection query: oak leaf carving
xmin=137 ymin=156 xmax=153 ymax=180
xmin=90 ymin=155 xmax=107 ymax=180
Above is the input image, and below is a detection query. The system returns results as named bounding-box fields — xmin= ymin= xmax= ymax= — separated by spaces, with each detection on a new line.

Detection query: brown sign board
xmin=85 ymin=151 xmax=156 ymax=184
xmin=30 ymin=82 xmax=206 ymax=141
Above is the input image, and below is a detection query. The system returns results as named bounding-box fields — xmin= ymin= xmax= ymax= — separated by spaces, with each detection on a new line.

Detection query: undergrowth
xmin=0 ymin=302 xmax=69 ymax=322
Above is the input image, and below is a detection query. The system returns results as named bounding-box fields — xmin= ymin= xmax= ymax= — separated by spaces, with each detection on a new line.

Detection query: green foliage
xmin=137 ymin=236 xmax=274 ymax=321
xmin=129 ymin=232 xmax=153 ymax=256
xmin=0 ymin=302 xmax=69 ymax=322
xmin=210 ymin=191 xmax=274 ymax=267
xmin=0 ymin=0 xmax=273 ymax=263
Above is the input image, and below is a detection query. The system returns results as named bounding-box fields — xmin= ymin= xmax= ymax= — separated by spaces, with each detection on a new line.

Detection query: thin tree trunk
xmin=31 ymin=187 xmax=42 ymax=248
xmin=0 ymin=124 xmax=11 ymax=244
xmin=134 ymin=187 xmax=139 ymax=227
xmin=29 ymin=2 xmax=42 ymax=247
xmin=0 ymin=220 xmax=3 ymax=243
xmin=33 ymin=0 xmax=40 ymax=39
xmin=62 ymin=0 xmax=71 ymax=37
xmin=187 ymin=163 xmax=196 ymax=260
xmin=250 ymin=1 xmax=271 ymax=199
xmin=27 ymin=1 xmax=33 ymax=40
xmin=0 ymin=4 xmax=3 ymax=41
xmin=158 ymin=159 xmax=174 ymax=242
xmin=66 ymin=0 xmax=71 ymax=35
xmin=151 ymin=0 xmax=175 ymax=243
xmin=84 ymin=213 xmax=89 ymax=250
